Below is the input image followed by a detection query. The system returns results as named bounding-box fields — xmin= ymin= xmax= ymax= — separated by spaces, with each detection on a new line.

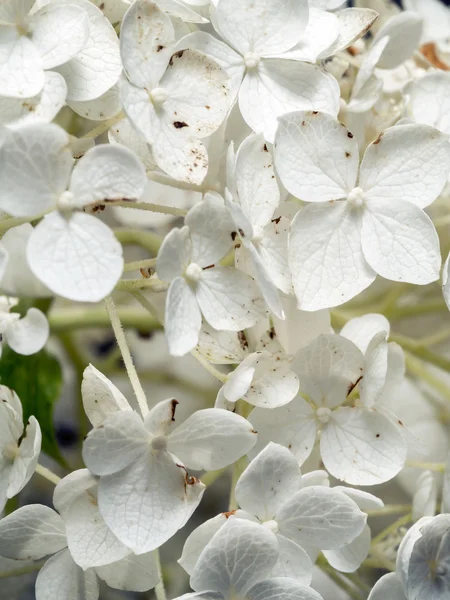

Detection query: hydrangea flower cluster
xmin=1 ymin=0 xmax=450 ymax=599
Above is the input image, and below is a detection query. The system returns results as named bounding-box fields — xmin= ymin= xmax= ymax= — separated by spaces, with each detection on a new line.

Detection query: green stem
xmin=115 ymin=278 xmax=167 ymax=292
xmin=35 ymin=463 xmax=61 ymax=485
xmin=318 ymin=563 xmax=364 ymax=600
xmin=406 ymin=460 xmax=445 ymax=472
xmin=153 ymin=549 xmax=167 ymax=600
xmin=390 ymin=333 xmax=450 ymax=371
xmin=114 ymin=228 xmax=163 ymax=255
xmin=124 ymin=258 xmax=158 ymax=273
xmin=367 ymin=504 xmax=411 ymax=517
xmin=202 ymin=469 xmax=225 ymax=487
xmin=105 ymin=296 xmax=149 ymax=418
xmin=405 ymin=353 xmax=450 ymax=403
xmin=372 ymin=512 xmax=412 ymax=545
xmin=49 ymin=307 xmax=161 ymax=333
xmin=81 ymin=110 xmax=125 ymax=139
xmin=111 ymin=200 xmax=186 ymax=217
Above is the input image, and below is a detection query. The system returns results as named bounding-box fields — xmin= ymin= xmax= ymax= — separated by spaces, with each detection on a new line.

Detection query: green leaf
xmin=0 ymin=346 xmax=66 ymax=467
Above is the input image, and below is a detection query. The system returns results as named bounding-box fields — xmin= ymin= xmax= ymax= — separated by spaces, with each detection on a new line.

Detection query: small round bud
xmin=316 ymin=407 xmax=332 ymax=424
xmin=150 ymin=87 xmax=169 ymax=105
xmin=347 ymin=187 xmax=365 ymax=208
xmin=151 ymin=436 xmax=168 ymax=451
xmin=185 ymin=263 xmax=203 ymax=283
xmin=262 ymin=519 xmax=279 ymax=533
xmin=244 ymin=52 xmax=261 ymax=69
xmin=57 ymin=190 xmax=75 ymax=213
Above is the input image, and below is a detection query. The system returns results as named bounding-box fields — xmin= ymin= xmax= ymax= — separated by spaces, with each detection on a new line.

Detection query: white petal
xmin=240 ymin=62 xmax=340 ymax=143
xmin=247 ymin=243 xmax=285 ymax=320
xmin=277 ymin=486 xmax=366 ymax=551
xmin=289 ymin=202 xmax=376 ymax=310
xmin=168 ymin=408 xmax=256 ymax=470
xmin=281 ymin=8 xmax=339 ymax=63
xmin=196 ymin=267 xmax=266 ymax=331
xmin=5 ymin=308 xmax=48 ymax=355
xmin=0 ymin=504 xmax=67 ymax=560
xmin=248 ymin=399 xmax=317 ymax=465
xmin=292 ymin=334 xmax=365 ymax=409
xmin=444 ymin=253 xmax=450 ymax=311
xmin=196 ymin=323 xmax=248 ymax=365
xmin=165 ymin=276 xmax=202 ymax=357
xmin=160 ymin=48 xmax=231 ymax=138
xmin=367 ymin=573 xmax=406 ymax=600
xmin=0 ymin=28 xmax=44 ymax=98
xmin=406 ymin=73 xmax=450 ymax=135
xmin=35 ymin=548 xmax=99 ymax=600
xmin=55 ymin=0 xmax=122 ymax=102
xmin=0 ymin=123 xmax=72 ymax=217
xmin=27 ymin=212 xmax=124 ymax=302
xmin=98 ymin=453 xmax=204 ymax=554
xmin=144 ymin=397 xmax=179 ymax=437
xmin=0 ymin=71 xmax=67 ymax=127
xmin=186 ymin=193 xmax=235 ymax=267
xmin=273 ymin=298 xmax=331 ymax=356
xmin=360 ymin=124 xmax=450 ymax=209
xmin=7 ymin=416 xmax=41 ymax=497
xmin=234 ymin=134 xmax=280 ymax=230
xmin=216 ymin=0 xmax=308 ymax=56
xmin=69 ymin=143 xmax=147 ymax=208
xmin=249 ymin=578 xmax=323 ymax=600
xmin=340 ymin=314 xmax=390 ymax=354
xmin=81 ymin=364 xmax=132 ymax=427
xmin=157 ymin=226 xmax=191 ymax=283
xmin=174 ymin=30 xmax=244 ymax=99
xmin=0 ymin=385 xmax=23 ymax=431
xmin=0 ymin=0 xmax=35 ymax=24
xmin=222 ymin=359 xmax=255 ymax=403
xmin=179 ymin=514 xmax=228 ymax=575
xmin=320 ymin=407 xmax=407 ymax=485
xmin=82 ymin=410 xmax=148 ymax=476
xmin=120 ymin=79 xmax=209 ymax=185
xmin=258 ymin=217 xmax=291 ymax=295
xmin=359 ymin=332 xmax=389 ymax=407
xmin=240 ymin=351 xmax=299 ymax=409
xmin=271 ymin=535 xmax=313 ymax=583
xmin=108 ymin=116 xmax=156 ymax=171
xmin=191 ymin=518 xmax=279 ymax=596
xmin=274 ymin=111 xmax=358 ymax=202
xmin=323 ymin=524 xmax=371 ymax=573
xmin=120 ymin=0 xmax=174 ymax=89
xmin=68 ymin=81 xmax=121 ymax=120
xmin=361 ymin=198 xmax=441 ymax=285
xmin=156 ymin=0 xmax=208 ymax=23
xmin=235 ymin=442 xmax=303 ymax=521
xmin=30 ymin=4 xmax=89 ymax=69
xmin=412 ymin=471 xmax=439 ymax=520
xmin=95 ymin=551 xmax=160 ymax=591
xmin=372 ymin=11 xmax=423 ymax=69
xmin=323 ymin=8 xmax=379 ymax=57
xmin=333 ymin=488 xmax=383 ymax=512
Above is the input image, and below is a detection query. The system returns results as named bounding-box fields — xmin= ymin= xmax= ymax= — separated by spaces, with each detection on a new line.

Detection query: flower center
xmin=262 ymin=519 xmax=279 ymax=533
xmin=151 ymin=436 xmax=168 ymax=451
xmin=316 ymin=407 xmax=332 ymax=424
xmin=244 ymin=52 xmax=260 ymax=69
xmin=149 ymin=87 xmax=168 ymax=105
xmin=185 ymin=263 xmax=203 ymax=283
xmin=57 ymin=190 xmax=75 ymax=213
xmin=347 ymin=187 xmax=365 ymax=208
xmin=252 ymin=226 xmax=264 ymax=243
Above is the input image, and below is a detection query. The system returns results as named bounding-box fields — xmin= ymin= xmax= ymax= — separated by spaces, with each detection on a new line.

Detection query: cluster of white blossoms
xmin=1 ymin=0 xmax=450 ymax=599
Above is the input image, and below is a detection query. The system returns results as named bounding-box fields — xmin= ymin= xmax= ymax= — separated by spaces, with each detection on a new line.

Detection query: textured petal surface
xmin=27 ymin=212 xmax=124 ymax=302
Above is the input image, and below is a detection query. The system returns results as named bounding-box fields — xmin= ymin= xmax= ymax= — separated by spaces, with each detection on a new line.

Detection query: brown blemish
xmin=347 ymin=375 xmax=363 ymax=396
xmin=373 ymin=132 xmax=384 ymax=145
xmin=347 ymin=132 xmax=354 ymax=138
xmin=238 ymin=330 xmax=248 ymax=350
xmin=420 ymin=43 xmax=450 ymax=71
xmin=170 ymin=399 xmax=179 ymax=421
xmin=174 ymin=121 xmax=188 ymax=129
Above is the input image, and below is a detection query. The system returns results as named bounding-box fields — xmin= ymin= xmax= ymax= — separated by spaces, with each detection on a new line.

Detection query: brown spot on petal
xmin=174 ymin=121 xmax=188 ymax=129
xmin=170 ymin=399 xmax=179 ymax=421
xmin=347 ymin=375 xmax=363 ymax=396
xmin=420 ymin=43 xmax=450 ymax=71
xmin=373 ymin=132 xmax=384 ymax=145
xmin=169 ymin=50 xmax=185 ymax=66
xmin=238 ymin=330 xmax=248 ymax=350
xmin=345 ymin=152 xmax=351 ymax=158
xmin=263 ymin=143 xmax=269 ymax=152
xmin=231 ymin=231 xmax=237 ymax=241
xmin=223 ymin=510 xmax=236 ymax=518
xmin=347 ymin=131 xmax=354 ymax=138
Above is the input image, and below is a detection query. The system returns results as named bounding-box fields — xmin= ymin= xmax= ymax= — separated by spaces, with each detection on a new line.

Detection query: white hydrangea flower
xmin=180 ymin=443 xmax=372 ymax=580
xmin=225 ymin=134 xmax=290 ymax=319
xmin=157 ymin=195 xmax=267 ymax=356
xmin=176 ymin=0 xmax=341 ymax=142
xmin=0 ymin=385 xmax=41 ymax=512
xmin=119 ymin=0 xmax=231 ymax=184
xmin=274 ymin=111 xmax=450 ymax=310
xmin=406 ymin=72 xmax=450 ymax=136
xmin=0 ymin=123 xmax=147 ymax=302
xmin=0 ymin=481 xmax=160 ymax=600
xmin=81 ymin=369 xmax=258 ymax=553
xmin=248 ymin=333 xmax=407 ymax=485
xmin=0 ymin=296 xmax=49 ymax=356
xmin=176 ymin=517 xmax=325 ymax=600
xmin=370 ymin=515 xmax=450 ymax=600
xmin=0 ymin=0 xmax=89 ymax=98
